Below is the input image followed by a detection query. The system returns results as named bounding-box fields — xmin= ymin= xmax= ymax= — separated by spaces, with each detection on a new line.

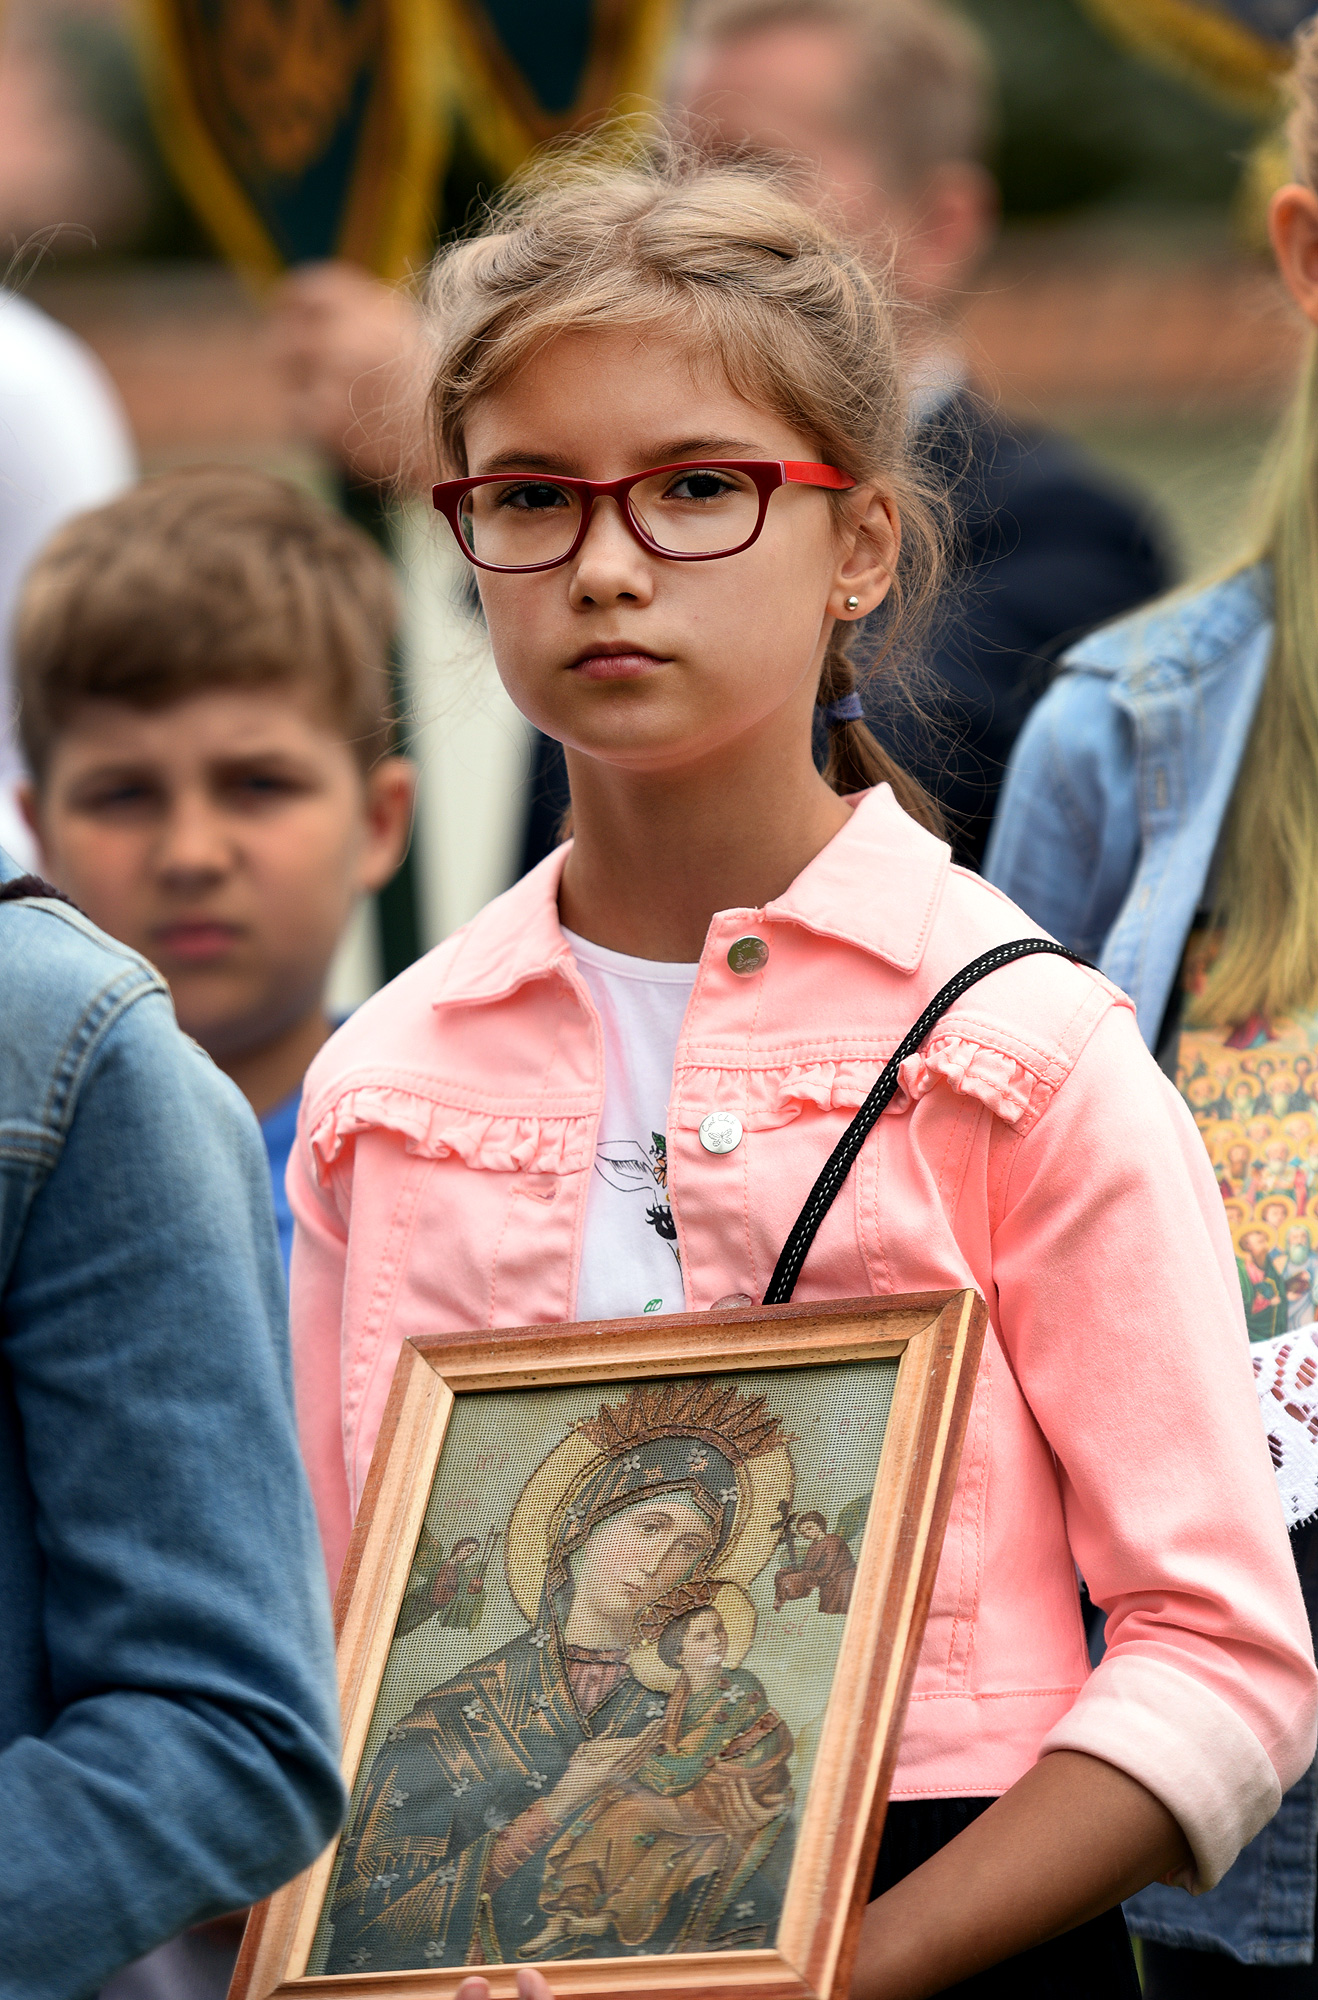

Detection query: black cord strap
xmin=763 ymin=938 xmax=1093 ymax=1306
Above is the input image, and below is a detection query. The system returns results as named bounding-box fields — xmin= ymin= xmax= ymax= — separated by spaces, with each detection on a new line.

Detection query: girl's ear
xmin=830 ymin=490 xmax=900 ymax=622
xmin=1270 ymin=182 xmax=1318 ymax=328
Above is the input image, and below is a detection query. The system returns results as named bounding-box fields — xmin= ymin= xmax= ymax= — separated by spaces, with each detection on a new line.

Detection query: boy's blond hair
xmin=425 ymin=145 xmax=945 ymax=830
xmin=15 ymin=466 xmax=397 ymax=782
xmin=685 ymin=0 xmax=995 ymax=191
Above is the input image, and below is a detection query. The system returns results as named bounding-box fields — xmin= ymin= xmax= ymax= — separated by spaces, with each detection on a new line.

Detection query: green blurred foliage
xmin=961 ymin=0 xmax=1260 ymax=213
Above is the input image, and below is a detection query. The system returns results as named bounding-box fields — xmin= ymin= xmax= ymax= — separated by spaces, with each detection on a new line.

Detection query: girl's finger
xmin=516 ymin=1968 xmax=559 ymax=2000
xmin=454 ymin=1978 xmax=492 ymax=2000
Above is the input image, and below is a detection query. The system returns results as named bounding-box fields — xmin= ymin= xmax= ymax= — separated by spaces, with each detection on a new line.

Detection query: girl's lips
xmin=570 ymin=651 xmax=668 ymax=680
xmin=153 ymin=921 xmax=241 ymax=963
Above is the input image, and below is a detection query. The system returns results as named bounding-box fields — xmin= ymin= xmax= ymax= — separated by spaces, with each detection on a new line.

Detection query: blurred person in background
xmin=986 ymin=19 xmax=1318 ymax=1991
xmin=637 ymin=0 xmax=1174 ymax=871
xmin=0 ymin=858 xmax=345 ymax=2000
xmin=269 ymin=0 xmax=1172 ymax=879
xmin=13 ymin=468 xmax=415 ymax=1277
xmin=0 ymin=289 xmax=134 ymax=865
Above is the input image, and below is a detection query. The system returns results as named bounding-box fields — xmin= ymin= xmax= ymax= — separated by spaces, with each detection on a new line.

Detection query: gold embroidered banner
xmin=440 ymin=0 xmax=681 ymax=184
xmin=135 ymin=0 xmax=679 ymax=284
xmin=1079 ymin=0 xmax=1309 ymax=115
xmin=135 ymin=0 xmax=447 ymax=282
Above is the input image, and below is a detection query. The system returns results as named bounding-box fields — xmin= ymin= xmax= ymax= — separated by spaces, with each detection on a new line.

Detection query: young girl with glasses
xmin=288 ymin=151 xmax=1315 ymax=1998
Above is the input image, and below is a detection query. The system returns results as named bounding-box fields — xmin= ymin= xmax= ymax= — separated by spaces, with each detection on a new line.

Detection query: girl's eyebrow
xmin=475 ymin=450 xmax=576 ymax=475
xmin=472 ymin=437 xmax=768 ymax=476
xmin=643 ymin=436 xmax=764 ymax=463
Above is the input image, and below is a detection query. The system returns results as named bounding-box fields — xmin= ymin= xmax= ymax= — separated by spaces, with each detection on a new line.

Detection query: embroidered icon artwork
xmin=1178 ymin=929 xmax=1318 ymax=1340
xmin=306 ymin=1363 xmax=897 ymax=1974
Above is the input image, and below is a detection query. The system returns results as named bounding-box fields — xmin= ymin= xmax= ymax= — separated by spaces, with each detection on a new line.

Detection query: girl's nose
xmin=567 ymin=496 xmax=656 ymax=609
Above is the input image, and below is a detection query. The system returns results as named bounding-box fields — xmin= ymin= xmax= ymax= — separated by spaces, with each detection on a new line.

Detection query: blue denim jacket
xmin=986 ymin=567 xmax=1318 ymax=1964
xmin=983 ymin=564 xmax=1272 ymax=1047
xmin=0 ymin=851 xmax=346 ymax=1999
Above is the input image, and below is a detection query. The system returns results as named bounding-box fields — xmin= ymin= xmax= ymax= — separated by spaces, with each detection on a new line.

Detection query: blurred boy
xmin=14 ymin=467 xmax=415 ymax=1272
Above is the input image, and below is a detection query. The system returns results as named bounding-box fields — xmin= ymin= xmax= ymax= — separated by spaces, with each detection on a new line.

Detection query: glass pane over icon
xmin=307 ymin=1360 xmax=897 ymax=1976
xmin=457 ymin=466 xmax=764 ymax=566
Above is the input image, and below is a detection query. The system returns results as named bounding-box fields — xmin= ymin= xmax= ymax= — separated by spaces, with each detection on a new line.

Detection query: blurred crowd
xmin=6 ymin=0 xmax=1318 ymax=1997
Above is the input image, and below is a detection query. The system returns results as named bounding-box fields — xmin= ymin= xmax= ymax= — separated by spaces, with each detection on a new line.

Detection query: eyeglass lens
xmin=456 ymin=466 xmax=764 ymax=567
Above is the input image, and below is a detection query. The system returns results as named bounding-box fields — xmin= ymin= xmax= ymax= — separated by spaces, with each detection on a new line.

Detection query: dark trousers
xmin=870 ymin=1798 xmax=1141 ymax=1998
xmin=1142 ymin=1945 xmax=1318 ymax=1996
xmin=1127 ymin=1518 xmax=1318 ymax=1994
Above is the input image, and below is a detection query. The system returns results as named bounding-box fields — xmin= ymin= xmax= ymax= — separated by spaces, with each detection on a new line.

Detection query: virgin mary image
xmin=321 ymin=1379 xmax=799 ymax=1973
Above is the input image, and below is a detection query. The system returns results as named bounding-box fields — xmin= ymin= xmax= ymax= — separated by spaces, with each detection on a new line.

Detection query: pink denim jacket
xmin=289 ymin=786 xmax=1317 ymax=1892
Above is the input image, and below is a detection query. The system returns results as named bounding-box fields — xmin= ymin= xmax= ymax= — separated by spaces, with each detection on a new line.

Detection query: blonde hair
xmin=424 ymin=144 xmax=945 ymax=831
xmin=1196 ymin=21 xmax=1318 ymax=1026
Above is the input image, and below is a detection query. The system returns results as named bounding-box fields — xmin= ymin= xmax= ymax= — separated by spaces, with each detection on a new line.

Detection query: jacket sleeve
xmin=287 ymin=1091 xmax=356 ymax=1590
xmin=990 ymin=1001 xmax=1318 ymax=1892
xmin=983 ymin=668 xmax=1141 ymax=963
xmin=0 ymin=989 xmax=346 ymax=1999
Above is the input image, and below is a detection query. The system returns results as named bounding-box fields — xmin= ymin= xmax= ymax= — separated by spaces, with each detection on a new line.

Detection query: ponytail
xmin=816 ymin=641 xmax=945 ymax=837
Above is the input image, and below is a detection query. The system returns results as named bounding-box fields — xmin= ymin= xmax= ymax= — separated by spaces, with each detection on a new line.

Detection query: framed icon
xmin=233 ymin=1289 xmax=985 ymax=2000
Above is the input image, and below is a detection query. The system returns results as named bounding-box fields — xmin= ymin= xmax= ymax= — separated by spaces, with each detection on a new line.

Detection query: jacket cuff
xmin=1038 ymin=1654 xmax=1282 ymax=1892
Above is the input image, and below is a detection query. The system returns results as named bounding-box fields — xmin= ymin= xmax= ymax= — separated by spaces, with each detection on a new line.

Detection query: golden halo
xmin=504 ymin=1406 xmax=793 ymax=1622
xmin=721 ymin=1443 xmax=793 ymax=1586
xmin=630 ymin=1582 xmax=757 ymax=1694
xmin=506 ymin=1427 xmax=599 ymax=1621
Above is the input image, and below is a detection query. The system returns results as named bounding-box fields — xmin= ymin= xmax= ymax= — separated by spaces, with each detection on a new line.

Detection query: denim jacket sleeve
xmin=985 ymin=571 xmax=1275 ymax=1046
xmin=982 ymin=665 xmax=1140 ymax=963
xmin=0 ymin=936 xmax=346 ymax=1998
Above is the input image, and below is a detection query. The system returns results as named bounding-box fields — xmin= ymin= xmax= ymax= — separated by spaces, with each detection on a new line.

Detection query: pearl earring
xmin=844 ymin=595 xmax=860 ymax=612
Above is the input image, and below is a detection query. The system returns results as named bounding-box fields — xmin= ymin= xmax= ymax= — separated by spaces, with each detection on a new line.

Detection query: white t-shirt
xmin=563 ymin=928 xmax=698 ymax=1321
xmin=0 ymin=291 xmax=135 ymax=864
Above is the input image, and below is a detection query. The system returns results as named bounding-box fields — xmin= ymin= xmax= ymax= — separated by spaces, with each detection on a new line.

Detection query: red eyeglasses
xmin=430 ymin=459 xmax=855 ymax=574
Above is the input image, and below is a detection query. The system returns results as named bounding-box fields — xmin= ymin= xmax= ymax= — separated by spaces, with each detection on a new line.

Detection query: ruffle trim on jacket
xmin=308 ymin=1030 xmax=1059 ymax=1183
xmin=895 ymin=1035 xmax=1054 ymax=1130
xmin=671 ymin=1034 xmax=1056 ymax=1134
xmin=307 ymin=1082 xmax=591 ymax=1181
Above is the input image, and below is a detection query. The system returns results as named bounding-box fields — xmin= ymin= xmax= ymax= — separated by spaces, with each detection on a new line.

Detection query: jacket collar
xmin=1063 ymin=564 xmax=1270 ymax=694
xmin=433 ymin=785 xmax=949 ymax=1011
xmin=765 ymin=784 xmax=949 ymax=973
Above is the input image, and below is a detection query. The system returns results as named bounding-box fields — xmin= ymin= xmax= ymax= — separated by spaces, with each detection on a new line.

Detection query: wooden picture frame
xmin=233 ymin=1289 xmax=985 ymax=2000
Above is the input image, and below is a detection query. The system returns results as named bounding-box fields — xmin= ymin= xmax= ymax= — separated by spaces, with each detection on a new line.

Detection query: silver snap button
xmin=711 ymin=1293 xmax=755 ymax=1309
xmin=698 ymin=1111 xmax=743 ymax=1155
xmin=727 ymin=935 xmax=768 ymax=975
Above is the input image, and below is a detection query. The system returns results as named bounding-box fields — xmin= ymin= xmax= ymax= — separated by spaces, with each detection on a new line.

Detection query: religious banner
xmin=440 ymin=0 xmax=682 ymax=186
xmin=1079 ymin=0 xmax=1313 ymax=115
xmin=134 ymin=0 xmax=681 ymax=285
xmin=230 ymin=1290 xmax=984 ymax=2000
xmin=134 ymin=0 xmax=448 ymax=282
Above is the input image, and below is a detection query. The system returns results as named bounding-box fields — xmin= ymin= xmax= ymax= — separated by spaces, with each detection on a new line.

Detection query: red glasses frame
xmin=430 ymin=459 xmax=855 ymax=574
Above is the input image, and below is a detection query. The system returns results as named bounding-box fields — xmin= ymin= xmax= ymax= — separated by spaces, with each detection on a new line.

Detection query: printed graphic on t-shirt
xmin=1177 ymin=929 xmax=1318 ymax=1340
xmin=593 ymin=1130 xmax=680 ymax=1272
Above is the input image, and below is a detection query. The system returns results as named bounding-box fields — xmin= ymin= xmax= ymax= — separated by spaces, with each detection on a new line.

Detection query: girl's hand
xmin=457 ymin=1973 xmax=554 ymax=2000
